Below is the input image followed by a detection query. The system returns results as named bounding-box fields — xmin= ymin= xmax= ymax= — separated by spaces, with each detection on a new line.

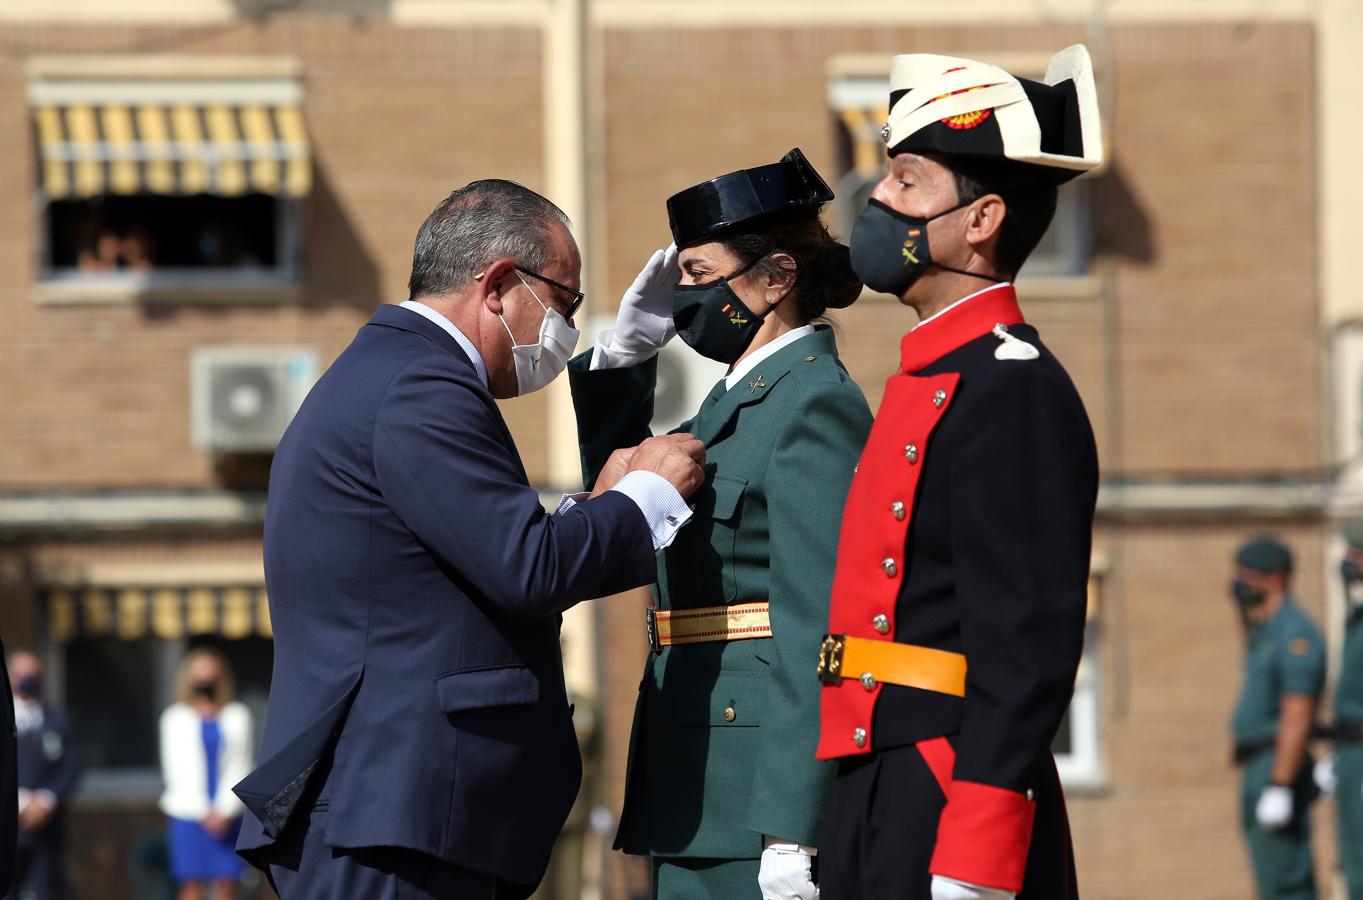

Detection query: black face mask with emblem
xmin=672 ymin=255 xmax=783 ymax=365
xmin=849 ymin=198 xmax=1002 ymax=297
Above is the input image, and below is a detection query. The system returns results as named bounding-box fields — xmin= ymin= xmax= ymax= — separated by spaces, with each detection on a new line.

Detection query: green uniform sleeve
xmin=1278 ymin=627 xmax=1325 ymax=697
xmin=567 ymin=350 xmax=659 ymax=489
xmin=747 ymin=375 xmax=873 ymax=845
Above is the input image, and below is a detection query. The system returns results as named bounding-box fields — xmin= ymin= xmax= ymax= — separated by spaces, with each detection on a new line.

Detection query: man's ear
xmin=964 ymin=194 xmax=1007 ymax=254
xmin=477 ymin=258 xmax=518 ymax=316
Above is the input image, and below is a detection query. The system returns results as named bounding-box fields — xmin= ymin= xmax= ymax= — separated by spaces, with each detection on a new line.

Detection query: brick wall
xmin=0 ymin=19 xmax=553 ymax=490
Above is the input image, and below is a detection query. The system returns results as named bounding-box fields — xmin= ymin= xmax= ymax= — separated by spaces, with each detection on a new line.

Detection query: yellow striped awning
xmin=32 ymin=102 xmax=310 ymax=200
xmin=45 ymin=583 xmax=272 ymax=641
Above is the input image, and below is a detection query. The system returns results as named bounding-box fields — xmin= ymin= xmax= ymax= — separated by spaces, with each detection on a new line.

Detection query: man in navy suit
xmin=234 ymin=180 xmax=704 ymax=899
xmin=1 ymin=643 xmax=16 ymax=898
xmin=5 ymin=650 xmax=81 ymax=900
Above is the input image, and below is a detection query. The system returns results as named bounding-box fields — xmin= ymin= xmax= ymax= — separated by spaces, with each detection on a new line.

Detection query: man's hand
xmin=624 ymin=434 xmax=705 ymax=500
xmin=758 ymin=840 xmax=818 ymax=900
xmin=930 ymin=876 xmax=1015 ymax=900
xmin=1256 ymin=784 xmax=1294 ymax=830
xmin=589 ymin=446 xmax=637 ymax=498
xmin=1314 ymin=753 xmax=1338 ymax=796
xmin=202 ymin=811 xmax=232 ymax=840
xmin=18 ymin=794 xmax=55 ymax=833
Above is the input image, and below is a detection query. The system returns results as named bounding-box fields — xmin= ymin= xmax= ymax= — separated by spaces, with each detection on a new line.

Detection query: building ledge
xmin=34 ymin=275 xmax=301 ymax=307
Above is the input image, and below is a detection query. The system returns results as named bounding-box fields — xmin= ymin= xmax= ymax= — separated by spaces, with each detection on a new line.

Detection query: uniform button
xmin=905 ymin=444 xmax=919 ymax=464
xmin=723 ymin=706 xmax=736 ymax=722
xmin=859 ymin=672 xmax=876 ymax=691
xmin=805 ymin=356 xmax=817 ymax=362
xmin=890 ymin=500 xmax=906 ymax=520
xmin=873 ymin=614 xmax=891 ymax=634
xmin=853 ymin=727 xmax=868 ymax=748
xmin=881 ymin=558 xmax=897 ymax=577
xmin=1026 ymin=788 xmax=1035 ymax=801
xmin=933 ymin=389 xmax=947 ymax=408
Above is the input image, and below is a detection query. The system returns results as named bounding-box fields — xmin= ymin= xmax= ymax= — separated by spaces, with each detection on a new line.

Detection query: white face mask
xmin=498 ymin=272 xmax=581 ymax=396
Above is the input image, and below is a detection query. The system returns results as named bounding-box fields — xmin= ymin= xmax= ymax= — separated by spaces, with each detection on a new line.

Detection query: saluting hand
xmin=625 ymin=433 xmax=705 ymax=500
xmin=602 ymin=245 xmax=680 ymax=360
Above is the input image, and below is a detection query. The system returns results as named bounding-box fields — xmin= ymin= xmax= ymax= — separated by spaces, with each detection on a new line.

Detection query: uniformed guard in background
xmin=814 ymin=46 xmax=1103 ymax=900
xmin=570 ymin=150 xmax=873 ymax=899
xmin=1230 ymin=536 xmax=1325 ymax=900
xmin=1319 ymin=520 xmax=1363 ymax=899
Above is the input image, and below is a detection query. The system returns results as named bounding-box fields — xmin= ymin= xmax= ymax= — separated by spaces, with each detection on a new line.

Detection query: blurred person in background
xmin=1317 ymin=520 xmax=1363 ymax=899
xmin=1 ymin=641 xmax=16 ymax=897
xmin=570 ymin=149 xmax=872 ymax=900
xmin=159 ymin=647 xmax=252 ymax=900
xmin=5 ymin=649 xmax=80 ymax=900
xmin=1230 ymin=537 xmax=1324 ymax=900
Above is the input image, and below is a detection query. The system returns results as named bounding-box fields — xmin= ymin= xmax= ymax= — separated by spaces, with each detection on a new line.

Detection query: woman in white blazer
xmin=159 ymin=647 xmax=253 ymax=900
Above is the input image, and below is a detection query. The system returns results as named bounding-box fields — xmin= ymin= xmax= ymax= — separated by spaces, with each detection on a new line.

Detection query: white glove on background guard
xmin=1256 ymin=783 xmax=1294 ymax=829
xmin=591 ymin=244 xmax=680 ymax=369
xmin=1315 ymin=753 xmax=1338 ymax=796
xmin=931 ymin=875 xmax=1016 ymax=899
xmin=758 ymin=837 xmax=818 ymax=900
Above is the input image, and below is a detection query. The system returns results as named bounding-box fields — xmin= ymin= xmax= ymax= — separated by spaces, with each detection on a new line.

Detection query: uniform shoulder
xmin=1280 ymin=601 xmax=1326 ymax=644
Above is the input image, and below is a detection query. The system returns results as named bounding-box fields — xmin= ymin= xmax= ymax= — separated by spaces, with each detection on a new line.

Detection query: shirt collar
xmin=899 ymin=282 xmax=1023 ymax=374
xmin=725 ymin=324 xmax=817 ymax=391
xmin=398 ymin=300 xmax=490 ymax=388
xmin=14 ymin=697 xmax=43 ymax=733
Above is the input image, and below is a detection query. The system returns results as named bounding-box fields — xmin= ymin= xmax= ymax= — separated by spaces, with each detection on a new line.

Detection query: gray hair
xmin=407 ymin=179 xmax=571 ymax=299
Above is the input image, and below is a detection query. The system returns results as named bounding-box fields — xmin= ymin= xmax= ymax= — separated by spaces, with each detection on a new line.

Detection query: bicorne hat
xmin=666 ymin=148 xmax=835 ymax=248
xmin=882 ymin=44 xmax=1103 ymax=185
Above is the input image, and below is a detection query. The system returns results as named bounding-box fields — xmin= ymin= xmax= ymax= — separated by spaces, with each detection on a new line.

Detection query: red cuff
xmin=929 ymin=780 xmax=1036 ymax=893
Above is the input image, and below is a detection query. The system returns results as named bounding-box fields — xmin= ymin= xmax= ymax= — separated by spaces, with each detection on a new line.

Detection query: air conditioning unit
xmin=191 ymin=347 xmax=318 ymax=452
xmin=584 ymin=317 xmax=728 ymax=435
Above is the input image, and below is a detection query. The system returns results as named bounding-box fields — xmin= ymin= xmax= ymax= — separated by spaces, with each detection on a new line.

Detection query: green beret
xmin=1343 ymin=519 xmax=1363 ymax=550
xmin=1235 ymin=536 xmax=1293 ymax=573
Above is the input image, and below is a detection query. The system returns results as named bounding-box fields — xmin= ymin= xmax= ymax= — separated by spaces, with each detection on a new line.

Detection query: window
xmin=828 ymin=72 xmax=1092 ymax=282
xmin=28 ymin=61 xmax=310 ymax=299
xmin=41 ymin=573 xmax=275 ymax=800
xmin=1053 ymin=573 xmax=1105 ymax=788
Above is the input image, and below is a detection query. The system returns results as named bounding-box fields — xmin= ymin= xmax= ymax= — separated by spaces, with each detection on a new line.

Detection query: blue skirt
xmin=168 ymin=816 xmax=245 ymax=883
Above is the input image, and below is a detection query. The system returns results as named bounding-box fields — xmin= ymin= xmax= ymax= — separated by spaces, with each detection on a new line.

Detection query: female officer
xmin=568 ymin=149 xmax=873 ymax=900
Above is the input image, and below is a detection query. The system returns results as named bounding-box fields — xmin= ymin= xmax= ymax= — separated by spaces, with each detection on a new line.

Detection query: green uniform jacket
xmin=569 ymin=326 xmax=872 ymax=859
xmin=1232 ymin=596 xmax=1326 ymax=747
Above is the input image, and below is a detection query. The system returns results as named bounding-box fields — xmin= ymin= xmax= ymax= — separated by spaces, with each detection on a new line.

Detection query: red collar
xmin=899 ymin=283 xmax=1024 ymax=374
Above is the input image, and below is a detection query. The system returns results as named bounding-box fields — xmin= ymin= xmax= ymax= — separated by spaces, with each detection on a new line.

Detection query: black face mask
xmin=15 ymin=675 xmax=40 ymax=699
xmin=849 ymin=198 xmax=1002 ymax=297
xmin=672 ymin=256 xmax=785 ymax=365
xmin=1342 ymin=559 xmax=1363 ymax=617
xmin=192 ymin=681 xmax=218 ymax=700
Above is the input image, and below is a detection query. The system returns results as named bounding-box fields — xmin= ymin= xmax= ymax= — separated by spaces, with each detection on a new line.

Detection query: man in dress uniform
xmin=1321 ymin=520 xmax=1363 ymax=898
xmin=814 ymin=46 xmax=1104 ymax=900
xmin=1229 ymin=537 xmax=1324 ymax=900
xmin=5 ymin=650 xmax=81 ymax=900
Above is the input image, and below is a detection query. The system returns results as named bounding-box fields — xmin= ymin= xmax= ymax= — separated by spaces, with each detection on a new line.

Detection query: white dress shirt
xmin=395 ymin=301 xmax=689 ymax=551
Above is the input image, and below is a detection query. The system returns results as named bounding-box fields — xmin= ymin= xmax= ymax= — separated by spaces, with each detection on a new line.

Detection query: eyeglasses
xmin=516 ymin=267 xmax=585 ymax=320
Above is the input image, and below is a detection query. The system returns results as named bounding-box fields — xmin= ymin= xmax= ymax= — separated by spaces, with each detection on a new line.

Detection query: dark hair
xmin=951 ymin=168 xmax=1058 ymax=280
xmin=716 ymin=205 xmax=862 ymax=323
xmin=408 ymin=179 xmax=571 ymax=299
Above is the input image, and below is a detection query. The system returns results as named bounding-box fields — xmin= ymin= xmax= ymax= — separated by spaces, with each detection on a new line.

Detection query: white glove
xmin=1314 ymin=754 xmax=1338 ymax=797
xmin=931 ymin=875 xmax=1015 ymax=900
xmin=592 ymin=244 xmax=680 ymax=369
xmin=1256 ymin=783 xmax=1294 ymax=829
xmin=758 ymin=837 xmax=818 ymax=900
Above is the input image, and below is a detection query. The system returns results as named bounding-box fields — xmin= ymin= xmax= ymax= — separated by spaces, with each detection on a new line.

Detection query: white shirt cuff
xmin=555 ymin=492 xmax=589 ymax=515
xmin=763 ymin=835 xmax=818 ymax=856
xmin=590 ymin=329 xmax=662 ymax=371
xmin=609 ymin=470 xmax=691 ymax=550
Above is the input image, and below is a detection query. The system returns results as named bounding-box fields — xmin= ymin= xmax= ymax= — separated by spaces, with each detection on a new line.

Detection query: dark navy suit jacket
xmin=1 ymin=647 xmax=15 ymax=895
xmin=14 ymin=703 xmax=81 ymax=857
xmin=234 ymin=304 xmax=656 ymax=887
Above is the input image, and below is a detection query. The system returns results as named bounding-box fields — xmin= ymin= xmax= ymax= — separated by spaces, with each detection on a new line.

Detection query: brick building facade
xmin=0 ymin=2 xmax=1357 ymax=898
